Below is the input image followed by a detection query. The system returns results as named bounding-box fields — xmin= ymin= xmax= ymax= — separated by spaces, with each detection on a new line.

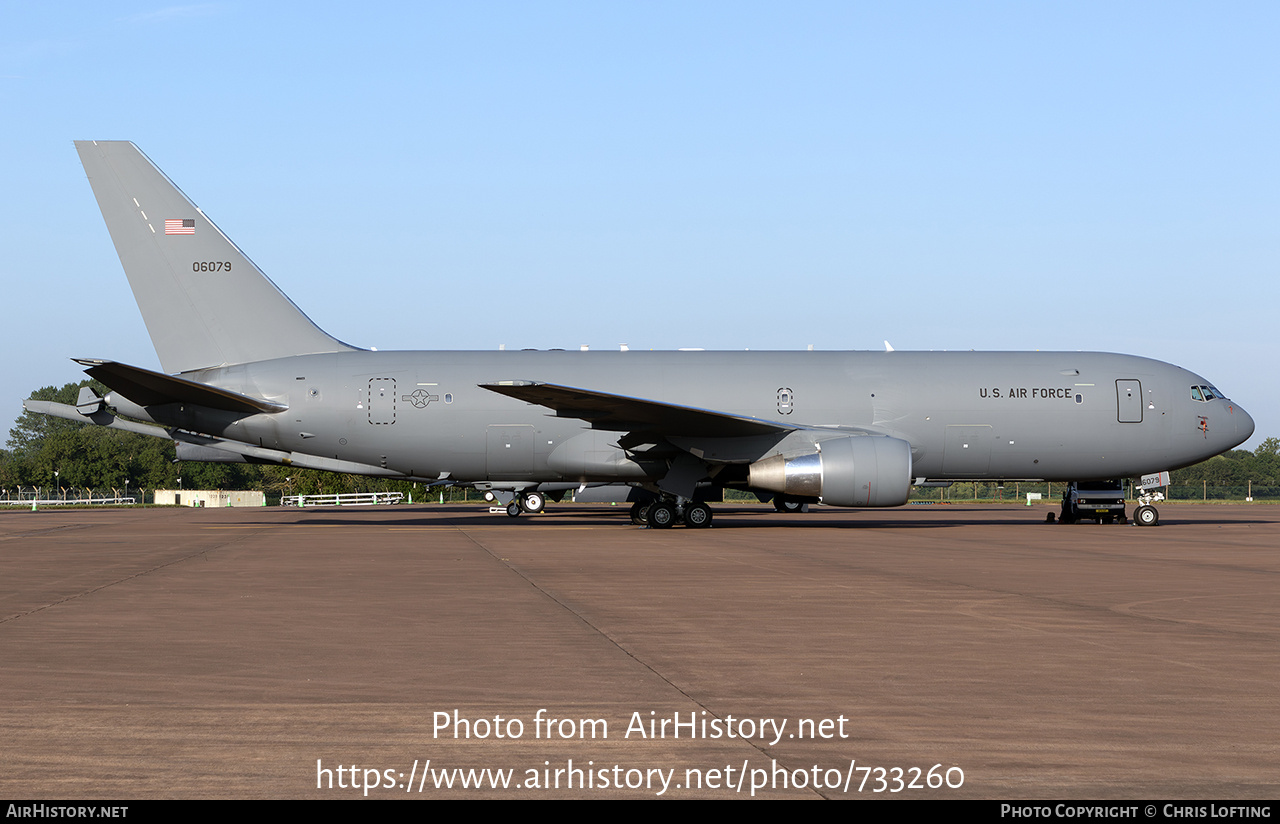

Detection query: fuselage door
xmin=368 ymin=377 xmax=397 ymax=425
xmin=487 ymin=425 xmax=535 ymax=478
xmin=942 ymin=425 xmax=992 ymax=476
xmin=1116 ymin=380 xmax=1142 ymax=423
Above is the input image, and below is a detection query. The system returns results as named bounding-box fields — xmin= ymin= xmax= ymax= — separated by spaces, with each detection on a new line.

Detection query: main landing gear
xmin=629 ymin=499 xmax=713 ymax=529
xmin=772 ymin=495 xmax=809 ymax=513
xmin=505 ymin=490 xmax=546 ymax=518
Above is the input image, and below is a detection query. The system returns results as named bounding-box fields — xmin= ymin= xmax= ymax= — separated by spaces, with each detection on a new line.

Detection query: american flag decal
xmin=164 ymin=218 xmax=195 ymax=235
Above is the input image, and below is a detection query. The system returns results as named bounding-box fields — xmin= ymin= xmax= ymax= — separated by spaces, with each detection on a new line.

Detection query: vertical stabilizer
xmin=75 ymin=141 xmax=357 ymax=374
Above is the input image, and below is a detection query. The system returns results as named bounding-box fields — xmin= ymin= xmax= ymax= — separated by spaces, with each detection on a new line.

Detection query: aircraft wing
xmin=480 ymin=381 xmax=799 ymax=439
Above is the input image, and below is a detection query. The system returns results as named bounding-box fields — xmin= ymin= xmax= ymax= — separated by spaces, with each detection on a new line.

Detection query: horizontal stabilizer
xmin=23 ymin=399 xmax=171 ymax=437
xmin=74 ymin=359 xmax=287 ymax=414
xmin=25 ymin=399 xmax=407 ymax=478
xmin=480 ymin=381 xmax=798 ymax=438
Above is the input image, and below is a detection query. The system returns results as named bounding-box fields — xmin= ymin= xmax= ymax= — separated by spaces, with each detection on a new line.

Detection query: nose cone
xmin=1231 ymin=402 xmax=1256 ymax=446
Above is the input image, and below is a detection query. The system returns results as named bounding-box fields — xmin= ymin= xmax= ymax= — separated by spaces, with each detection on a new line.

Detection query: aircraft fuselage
xmin=173 ymin=349 xmax=1250 ymax=486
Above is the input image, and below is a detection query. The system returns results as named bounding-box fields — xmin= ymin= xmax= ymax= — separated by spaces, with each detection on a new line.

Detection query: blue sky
xmin=3 ymin=2 xmax=1275 ymax=448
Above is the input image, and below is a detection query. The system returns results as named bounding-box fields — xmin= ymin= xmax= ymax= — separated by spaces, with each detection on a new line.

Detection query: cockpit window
xmin=1191 ymin=385 xmax=1228 ymax=402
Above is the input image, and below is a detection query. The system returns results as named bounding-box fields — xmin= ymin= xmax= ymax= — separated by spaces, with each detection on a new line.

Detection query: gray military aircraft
xmin=26 ymin=141 xmax=1255 ymax=528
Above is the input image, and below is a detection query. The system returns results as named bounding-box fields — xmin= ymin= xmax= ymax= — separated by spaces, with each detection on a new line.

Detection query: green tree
xmin=6 ymin=381 xmax=178 ymax=491
xmin=4 ymin=381 xmax=422 ymax=500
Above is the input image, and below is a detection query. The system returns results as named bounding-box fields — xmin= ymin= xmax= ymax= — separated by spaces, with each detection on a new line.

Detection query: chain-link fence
xmin=2 ymin=486 xmax=142 ymax=505
xmin=908 ymin=482 xmax=1279 ymax=503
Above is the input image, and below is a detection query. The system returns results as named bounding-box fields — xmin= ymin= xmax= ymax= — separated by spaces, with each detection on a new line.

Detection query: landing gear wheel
xmin=1134 ymin=505 xmax=1159 ymax=526
xmin=774 ymin=496 xmax=805 ymax=513
xmin=629 ymin=501 xmax=651 ymax=526
xmin=506 ymin=500 xmax=522 ymax=518
xmin=683 ymin=502 xmax=713 ymax=528
xmin=646 ymin=501 xmax=677 ymax=529
xmin=521 ymin=491 xmax=545 ymax=513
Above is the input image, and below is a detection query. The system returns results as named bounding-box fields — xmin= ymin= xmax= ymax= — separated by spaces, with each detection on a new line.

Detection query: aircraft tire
xmin=775 ymin=496 xmax=805 ymax=513
xmin=521 ymin=491 xmax=545 ymax=514
xmin=506 ymin=500 xmax=522 ymax=518
xmin=1135 ymin=505 xmax=1159 ymax=527
xmin=629 ymin=501 xmax=650 ymax=526
xmin=683 ymin=502 xmax=713 ymax=528
xmin=647 ymin=502 xmax=677 ymax=529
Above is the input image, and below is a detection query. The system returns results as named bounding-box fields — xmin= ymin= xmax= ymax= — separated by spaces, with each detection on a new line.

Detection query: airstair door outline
xmin=368 ymin=378 xmax=396 ymax=425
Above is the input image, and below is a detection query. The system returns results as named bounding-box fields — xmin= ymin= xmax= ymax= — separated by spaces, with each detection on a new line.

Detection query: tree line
xmin=1 ymin=382 xmax=423 ymax=500
xmin=4 ymin=380 xmax=1278 ymax=500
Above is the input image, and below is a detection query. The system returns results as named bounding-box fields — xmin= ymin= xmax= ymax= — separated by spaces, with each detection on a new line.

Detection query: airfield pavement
xmin=0 ymin=502 xmax=1277 ymax=800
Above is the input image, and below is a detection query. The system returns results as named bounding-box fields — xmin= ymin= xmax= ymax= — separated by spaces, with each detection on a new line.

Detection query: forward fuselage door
xmin=1116 ymin=380 xmax=1143 ymax=423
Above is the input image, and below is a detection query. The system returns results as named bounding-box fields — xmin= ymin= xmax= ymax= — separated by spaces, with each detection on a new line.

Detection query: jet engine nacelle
xmin=747 ymin=435 xmax=913 ymax=507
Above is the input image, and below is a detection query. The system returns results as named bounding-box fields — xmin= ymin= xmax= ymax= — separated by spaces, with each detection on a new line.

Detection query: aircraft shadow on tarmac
xmin=289 ymin=506 xmax=1055 ymax=530
xmin=287 ymin=504 xmax=1276 ymax=529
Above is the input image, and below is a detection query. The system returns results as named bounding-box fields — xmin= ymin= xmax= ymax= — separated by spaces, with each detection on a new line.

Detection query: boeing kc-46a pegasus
xmin=25 ymin=142 xmax=1255 ymax=529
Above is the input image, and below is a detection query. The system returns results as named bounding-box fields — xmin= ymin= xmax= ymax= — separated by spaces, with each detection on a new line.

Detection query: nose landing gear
xmin=1132 ymin=489 xmax=1164 ymax=527
xmin=1134 ymin=504 xmax=1159 ymax=526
